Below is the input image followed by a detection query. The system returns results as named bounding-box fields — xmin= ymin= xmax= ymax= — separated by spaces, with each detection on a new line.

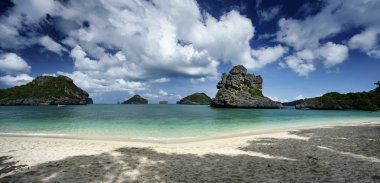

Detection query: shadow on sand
xmin=1 ymin=124 xmax=380 ymax=183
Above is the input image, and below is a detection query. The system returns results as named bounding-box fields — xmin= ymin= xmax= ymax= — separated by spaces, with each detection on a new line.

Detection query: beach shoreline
xmin=1 ymin=120 xmax=380 ymax=182
xmin=0 ymin=119 xmax=378 ymax=144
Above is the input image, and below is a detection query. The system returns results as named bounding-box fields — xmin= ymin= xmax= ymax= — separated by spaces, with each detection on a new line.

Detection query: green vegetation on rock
xmin=242 ymin=86 xmax=263 ymax=97
xmin=178 ymin=93 xmax=211 ymax=105
xmin=298 ymin=81 xmax=380 ymax=111
xmin=1 ymin=76 xmax=85 ymax=99
xmin=0 ymin=75 xmax=92 ymax=105
xmin=122 ymin=95 xmax=148 ymax=104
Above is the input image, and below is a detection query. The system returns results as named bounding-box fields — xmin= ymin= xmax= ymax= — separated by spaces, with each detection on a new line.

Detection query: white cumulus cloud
xmin=295 ymin=94 xmax=305 ymax=100
xmin=0 ymin=74 xmax=33 ymax=86
xmin=158 ymin=89 xmax=168 ymax=96
xmin=284 ymin=56 xmax=316 ymax=76
xmin=317 ymin=42 xmax=348 ymax=68
xmin=348 ymin=28 xmax=380 ymax=58
xmin=0 ymin=0 xmax=291 ymax=93
xmin=0 ymin=53 xmax=31 ymax=74
xmin=250 ymin=45 xmax=288 ymax=69
xmin=276 ymin=0 xmax=380 ymax=75
xmin=39 ymin=35 xmax=67 ymax=55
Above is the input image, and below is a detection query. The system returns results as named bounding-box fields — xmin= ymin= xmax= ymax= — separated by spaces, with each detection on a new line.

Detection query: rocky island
xmin=122 ymin=95 xmax=148 ymax=104
xmin=177 ymin=93 xmax=211 ymax=105
xmin=296 ymin=81 xmax=380 ymax=111
xmin=159 ymin=100 xmax=168 ymax=104
xmin=0 ymin=75 xmax=93 ymax=105
xmin=210 ymin=65 xmax=282 ymax=108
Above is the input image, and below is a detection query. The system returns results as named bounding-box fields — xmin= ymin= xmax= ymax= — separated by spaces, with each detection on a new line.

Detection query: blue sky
xmin=0 ymin=0 xmax=379 ymax=104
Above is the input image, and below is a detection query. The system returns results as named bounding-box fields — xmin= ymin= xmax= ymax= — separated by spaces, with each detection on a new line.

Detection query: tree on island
xmin=296 ymin=81 xmax=380 ymax=111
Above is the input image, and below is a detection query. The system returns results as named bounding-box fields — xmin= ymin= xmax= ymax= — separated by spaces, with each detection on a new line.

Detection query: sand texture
xmin=0 ymin=121 xmax=379 ymax=182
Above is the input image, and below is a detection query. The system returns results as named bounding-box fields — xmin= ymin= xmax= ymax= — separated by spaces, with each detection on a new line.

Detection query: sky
xmin=0 ymin=0 xmax=379 ymax=104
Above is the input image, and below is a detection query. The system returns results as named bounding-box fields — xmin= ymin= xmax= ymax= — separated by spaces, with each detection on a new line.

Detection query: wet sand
xmin=0 ymin=121 xmax=379 ymax=182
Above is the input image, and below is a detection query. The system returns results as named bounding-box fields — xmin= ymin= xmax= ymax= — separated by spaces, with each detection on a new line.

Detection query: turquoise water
xmin=0 ymin=105 xmax=379 ymax=140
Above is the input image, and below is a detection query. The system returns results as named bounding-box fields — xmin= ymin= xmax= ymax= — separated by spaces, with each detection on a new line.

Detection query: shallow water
xmin=0 ymin=105 xmax=379 ymax=140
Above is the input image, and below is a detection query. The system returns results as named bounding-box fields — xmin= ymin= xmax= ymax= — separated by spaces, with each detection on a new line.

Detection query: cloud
xmin=277 ymin=0 xmax=380 ymax=51
xmin=258 ymin=5 xmax=282 ymax=23
xmin=2 ymin=0 xmax=378 ymax=94
xmin=39 ymin=35 xmax=67 ymax=55
xmin=269 ymin=95 xmax=306 ymax=103
xmin=284 ymin=56 xmax=316 ymax=76
xmin=0 ymin=0 xmax=290 ymax=92
xmin=0 ymin=53 xmax=31 ymax=74
xmin=0 ymin=0 xmax=60 ymax=49
xmin=317 ymin=42 xmax=348 ymax=68
xmin=149 ymin=78 xmax=171 ymax=83
xmin=57 ymin=71 xmax=145 ymax=93
xmin=257 ymin=33 xmax=276 ymax=40
xmin=158 ymin=89 xmax=168 ymax=96
xmin=256 ymin=0 xmax=283 ymax=23
xmin=70 ymin=46 xmax=101 ymax=71
xmin=190 ymin=77 xmax=206 ymax=83
xmin=275 ymin=0 xmax=380 ymax=75
xmin=267 ymin=96 xmax=288 ymax=103
xmin=367 ymin=49 xmax=380 ymax=58
xmin=250 ymin=45 xmax=288 ymax=69
xmin=348 ymin=28 xmax=380 ymax=58
xmin=295 ymin=94 xmax=305 ymax=100
xmin=0 ymin=53 xmax=33 ymax=87
xmin=0 ymin=74 xmax=33 ymax=86
xmin=281 ymin=42 xmax=348 ymax=76
xmin=142 ymin=89 xmax=181 ymax=103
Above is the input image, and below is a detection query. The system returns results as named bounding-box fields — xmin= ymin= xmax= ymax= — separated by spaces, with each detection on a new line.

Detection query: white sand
xmin=0 ymin=120 xmax=377 ymax=167
xmin=0 ymin=120 xmax=379 ymax=182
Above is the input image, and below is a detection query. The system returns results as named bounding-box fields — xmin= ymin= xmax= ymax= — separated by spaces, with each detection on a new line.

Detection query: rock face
xmin=0 ymin=75 xmax=93 ymax=105
xmin=178 ymin=93 xmax=211 ymax=105
xmin=122 ymin=95 xmax=148 ymax=104
xmin=210 ymin=65 xmax=282 ymax=108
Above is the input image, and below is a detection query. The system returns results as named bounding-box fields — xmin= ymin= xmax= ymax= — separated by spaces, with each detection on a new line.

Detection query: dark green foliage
xmin=122 ymin=95 xmax=148 ymax=104
xmin=242 ymin=86 xmax=263 ymax=97
xmin=178 ymin=93 xmax=211 ymax=105
xmin=304 ymin=82 xmax=380 ymax=111
xmin=0 ymin=76 xmax=89 ymax=101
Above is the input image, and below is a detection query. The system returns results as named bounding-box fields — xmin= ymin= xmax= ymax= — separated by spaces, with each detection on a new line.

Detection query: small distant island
xmin=210 ymin=65 xmax=282 ymax=108
xmin=159 ymin=100 xmax=168 ymax=104
xmin=122 ymin=95 xmax=148 ymax=104
xmin=0 ymin=75 xmax=93 ymax=105
xmin=282 ymin=99 xmax=305 ymax=106
xmin=177 ymin=93 xmax=211 ymax=105
xmin=296 ymin=81 xmax=380 ymax=111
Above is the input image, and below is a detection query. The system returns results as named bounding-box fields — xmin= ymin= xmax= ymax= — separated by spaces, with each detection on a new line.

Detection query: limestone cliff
xmin=210 ymin=65 xmax=282 ymax=108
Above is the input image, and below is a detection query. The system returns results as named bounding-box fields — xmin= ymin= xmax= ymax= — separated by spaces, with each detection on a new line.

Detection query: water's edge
xmin=1 ymin=119 xmax=378 ymax=144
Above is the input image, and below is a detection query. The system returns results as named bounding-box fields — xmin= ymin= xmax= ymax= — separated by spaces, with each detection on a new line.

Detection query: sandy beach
xmin=1 ymin=120 xmax=379 ymax=182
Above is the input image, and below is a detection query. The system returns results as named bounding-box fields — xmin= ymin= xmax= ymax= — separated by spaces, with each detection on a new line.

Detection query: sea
xmin=0 ymin=105 xmax=379 ymax=141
